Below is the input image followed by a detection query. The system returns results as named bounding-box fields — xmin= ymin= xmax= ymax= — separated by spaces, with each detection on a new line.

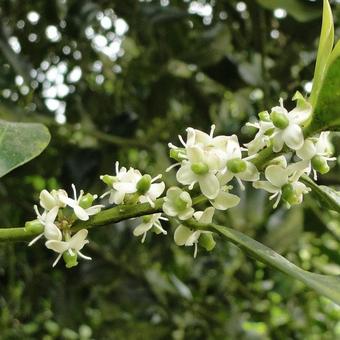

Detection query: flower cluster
xmin=27 ymin=91 xmax=336 ymax=265
xmin=27 ymin=185 xmax=103 ymax=267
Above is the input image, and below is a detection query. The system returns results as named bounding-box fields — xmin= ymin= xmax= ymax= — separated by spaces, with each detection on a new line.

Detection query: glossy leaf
xmin=301 ymin=175 xmax=340 ymax=214
xmin=0 ymin=120 xmax=50 ymax=177
xmin=213 ymin=223 xmax=340 ymax=305
xmin=309 ymin=0 xmax=334 ymax=109
xmin=256 ymin=0 xmax=321 ymax=23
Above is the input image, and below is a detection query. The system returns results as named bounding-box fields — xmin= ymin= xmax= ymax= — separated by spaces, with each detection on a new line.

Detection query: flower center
xmin=227 ymin=158 xmax=247 ymax=173
xmin=174 ymin=197 xmax=188 ymax=211
xmin=191 ymin=162 xmax=209 ymax=175
xmin=282 ymin=183 xmax=299 ymax=205
xmin=137 ymin=175 xmax=151 ymax=194
xmin=270 ymin=110 xmax=289 ymax=129
xmin=311 ymin=155 xmax=330 ymax=174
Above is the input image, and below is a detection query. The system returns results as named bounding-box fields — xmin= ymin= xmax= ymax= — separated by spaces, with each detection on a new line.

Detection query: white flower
xmin=168 ymin=125 xmax=228 ymax=171
xmin=174 ymin=207 xmax=215 ymax=258
xmin=270 ymin=93 xmax=311 ymax=152
xmin=133 ymin=213 xmax=168 ymax=243
xmin=28 ymin=206 xmax=62 ymax=246
xmin=296 ymin=132 xmax=336 ymax=179
xmin=221 ymin=135 xmax=259 ymax=190
xmin=176 ymin=146 xmax=220 ymax=199
xmin=60 ymin=184 xmax=103 ymax=221
xmin=245 ymin=119 xmax=274 ymax=155
xmin=162 ymin=187 xmax=194 ymax=220
xmin=45 ymin=229 xmax=91 ymax=267
xmin=253 ymin=157 xmax=309 ymax=208
xmin=137 ymin=175 xmax=165 ymax=207
xmin=39 ymin=189 xmax=67 ymax=211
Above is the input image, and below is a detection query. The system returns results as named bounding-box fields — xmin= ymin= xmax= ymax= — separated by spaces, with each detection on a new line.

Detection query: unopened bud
xmin=100 ymin=175 xmax=116 ymax=186
xmin=24 ymin=219 xmax=44 ymax=233
xmin=191 ymin=162 xmax=209 ymax=175
xmin=227 ymin=158 xmax=247 ymax=173
xmin=270 ymin=110 xmax=289 ymax=129
xmin=137 ymin=175 xmax=152 ymax=194
xmin=63 ymin=251 xmax=78 ymax=268
xmin=258 ymin=111 xmax=271 ymax=122
xmin=311 ymin=155 xmax=330 ymax=174
xmin=199 ymin=233 xmax=216 ymax=251
xmin=170 ymin=148 xmax=186 ymax=162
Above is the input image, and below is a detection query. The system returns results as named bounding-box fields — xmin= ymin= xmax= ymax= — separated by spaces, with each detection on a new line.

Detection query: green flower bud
xmin=311 ymin=155 xmax=330 ymax=174
xmin=174 ymin=197 xmax=188 ymax=211
xmin=199 ymin=233 xmax=216 ymax=251
xmin=270 ymin=110 xmax=289 ymax=129
xmin=170 ymin=148 xmax=186 ymax=162
xmin=79 ymin=193 xmax=96 ymax=209
xmin=137 ymin=174 xmax=152 ymax=194
xmin=258 ymin=111 xmax=271 ymax=122
xmin=24 ymin=219 xmax=44 ymax=233
xmin=100 ymin=174 xmax=116 ymax=186
xmin=282 ymin=183 xmax=299 ymax=206
xmin=191 ymin=162 xmax=209 ymax=175
xmin=63 ymin=251 xmax=78 ymax=268
xmin=227 ymin=158 xmax=247 ymax=173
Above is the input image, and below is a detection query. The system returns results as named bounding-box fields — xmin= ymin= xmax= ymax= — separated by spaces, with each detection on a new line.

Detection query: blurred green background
xmin=0 ymin=0 xmax=340 ymax=339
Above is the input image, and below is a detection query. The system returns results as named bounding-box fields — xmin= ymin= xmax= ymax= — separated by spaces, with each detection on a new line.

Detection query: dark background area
xmin=0 ymin=0 xmax=340 ymax=339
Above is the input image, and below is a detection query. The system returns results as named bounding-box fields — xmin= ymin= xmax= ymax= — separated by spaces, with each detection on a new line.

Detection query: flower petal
xmin=74 ymin=205 xmax=89 ymax=221
xmin=296 ymin=139 xmax=316 ymax=160
xmin=174 ymin=225 xmax=192 ymax=246
xmin=133 ymin=222 xmax=152 ymax=236
xmin=253 ymin=181 xmax=278 ymax=193
xmin=69 ymin=229 xmax=89 ymax=251
xmin=237 ymin=162 xmax=259 ymax=182
xmin=45 ymin=240 xmax=69 ymax=254
xmin=197 ymin=206 xmax=215 ymax=223
xmin=186 ymin=146 xmax=204 ymax=163
xmin=178 ymin=207 xmax=194 ymax=220
xmin=283 ymin=124 xmax=304 ymax=150
xmin=176 ymin=163 xmax=196 ymax=186
xmin=265 ymin=165 xmax=289 ymax=188
xmin=198 ymin=173 xmax=220 ymax=199
xmin=272 ymin=132 xmax=284 ymax=152
xmin=211 ymin=191 xmax=240 ymax=210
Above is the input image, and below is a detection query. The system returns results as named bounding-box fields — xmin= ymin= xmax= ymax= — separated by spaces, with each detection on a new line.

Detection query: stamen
xmin=178 ymin=134 xmax=186 ymax=147
xmin=210 ymin=124 xmax=216 ymax=138
xmin=273 ymin=192 xmax=282 ymax=209
xmin=168 ymin=143 xmax=178 ymax=149
xmin=279 ymin=98 xmax=284 ymax=107
xmin=269 ymin=192 xmax=279 ymax=201
xmin=159 ymin=216 xmax=168 ymax=221
xmin=71 ymin=184 xmax=77 ymax=200
xmin=189 ymin=182 xmax=195 ymax=190
xmin=146 ymin=196 xmax=155 ymax=208
xmin=115 ymin=161 xmax=120 ymax=175
xmin=28 ymin=233 xmax=44 ymax=247
xmin=151 ymin=174 xmax=162 ymax=182
xmin=141 ymin=232 xmax=147 ymax=243
xmin=166 ymin=163 xmax=180 ymax=172
xmin=77 ymin=251 xmax=92 ymax=260
xmin=193 ymin=242 xmax=198 ymax=258
xmin=52 ymin=253 xmax=63 ymax=267
xmin=244 ymin=154 xmax=257 ymax=161
xmin=313 ymin=169 xmax=318 ymax=181
xmin=34 ymin=205 xmax=41 ymax=218
xmin=100 ymin=190 xmax=111 ymax=199
xmin=236 ymin=177 xmax=245 ymax=191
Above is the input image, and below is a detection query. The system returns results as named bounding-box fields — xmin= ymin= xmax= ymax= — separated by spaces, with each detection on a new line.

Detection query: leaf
xmin=0 ymin=120 xmax=51 ymax=177
xmin=212 ymin=223 xmax=340 ymax=305
xmin=256 ymin=0 xmax=321 ymax=23
xmin=301 ymin=175 xmax=340 ymax=214
xmin=306 ymin=40 xmax=340 ymax=134
xmin=309 ymin=0 xmax=334 ymax=109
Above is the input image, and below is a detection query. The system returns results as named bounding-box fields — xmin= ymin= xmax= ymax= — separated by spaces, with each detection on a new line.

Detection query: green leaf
xmin=212 ymin=223 xmax=340 ymax=305
xmin=0 ymin=120 xmax=51 ymax=177
xmin=309 ymin=0 xmax=334 ymax=109
xmin=256 ymin=0 xmax=321 ymax=23
xmin=306 ymin=40 xmax=340 ymax=134
xmin=300 ymin=175 xmax=340 ymax=214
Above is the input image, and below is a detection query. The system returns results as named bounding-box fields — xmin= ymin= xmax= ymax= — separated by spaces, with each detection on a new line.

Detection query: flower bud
xmin=258 ymin=111 xmax=271 ymax=122
xmin=227 ymin=158 xmax=247 ymax=173
xmin=79 ymin=193 xmax=96 ymax=209
xmin=191 ymin=162 xmax=209 ymax=175
xmin=100 ymin=175 xmax=116 ymax=186
xmin=137 ymin=174 xmax=152 ymax=194
xmin=63 ymin=251 xmax=78 ymax=268
xmin=170 ymin=148 xmax=186 ymax=162
xmin=199 ymin=233 xmax=216 ymax=251
xmin=270 ymin=110 xmax=289 ymax=129
xmin=24 ymin=219 xmax=44 ymax=233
